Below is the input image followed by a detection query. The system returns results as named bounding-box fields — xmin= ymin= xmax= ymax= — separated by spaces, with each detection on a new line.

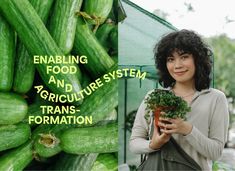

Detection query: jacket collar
xmin=190 ymin=88 xmax=211 ymax=105
xmin=163 ymin=87 xmax=211 ymax=96
xmin=163 ymin=87 xmax=211 ymax=105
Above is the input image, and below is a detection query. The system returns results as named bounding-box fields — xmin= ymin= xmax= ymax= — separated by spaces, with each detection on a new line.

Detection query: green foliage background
xmin=207 ymin=35 xmax=235 ymax=98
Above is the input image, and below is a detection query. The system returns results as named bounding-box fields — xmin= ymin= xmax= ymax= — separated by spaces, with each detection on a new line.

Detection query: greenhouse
xmin=118 ymin=0 xmax=177 ymax=168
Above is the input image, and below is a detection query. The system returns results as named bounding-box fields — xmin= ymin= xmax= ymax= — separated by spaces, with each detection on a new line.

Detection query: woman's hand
xmin=149 ymin=124 xmax=171 ymax=150
xmin=158 ymin=117 xmax=193 ymax=136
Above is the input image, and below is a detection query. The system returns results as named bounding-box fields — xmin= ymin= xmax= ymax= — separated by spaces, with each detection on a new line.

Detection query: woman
xmin=129 ymin=29 xmax=229 ymax=170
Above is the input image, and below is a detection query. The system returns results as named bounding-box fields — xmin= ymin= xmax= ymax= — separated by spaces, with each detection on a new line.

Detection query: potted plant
xmin=145 ymin=89 xmax=191 ymax=128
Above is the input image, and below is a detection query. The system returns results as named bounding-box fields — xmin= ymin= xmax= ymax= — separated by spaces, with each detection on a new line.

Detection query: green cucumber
xmin=13 ymin=42 xmax=35 ymax=94
xmin=108 ymin=6 xmax=116 ymax=24
xmin=110 ymin=26 xmax=118 ymax=52
xmin=23 ymin=102 xmax=53 ymax=127
xmin=22 ymin=103 xmax=41 ymax=127
xmin=73 ymin=16 xmax=114 ymax=78
xmin=0 ymin=14 xmax=15 ymax=92
xmin=0 ymin=92 xmax=28 ymax=124
xmin=48 ymin=0 xmax=83 ymax=54
xmin=51 ymin=153 xmax=98 ymax=171
xmin=60 ymin=123 xmax=118 ymax=154
xmin=33 ymin=109 xmax=117 ymax=158
xmin=47 ymin=0 xmax=83 ymax=82
xmin=0 ymin=123 xmax=31 ymax=152
xmin=0 ymin=0 xmax=83 ymax=103
xmin=95 ymin=21 xmax=115 ymax=51
xmin=33 ymin=124 xmax=64 ymax=158
xmin=30 ymin=0 xmax=55 ymax=22
xmin=95 ymin=109 xmax=117 ymax=126
xmin=33 ymin=64 xmax=118 ymax=157
xmin=83 ymin=0 xmax=113 ymax=25
xmin=73 ymin=64 xmax=118 ymax=125
xmin=91 ymin=153 xmax=118 ymax=171
xmin=81 ymin=71 xmax=92 ymax=88
xmin=115 ymin=0 xmax=127 ymax=22
xmin=112 ymin=55 xmax=118 ymax=63
xmin=13 ymin=0 xmax=54 ymax=94
xmin=0 ymin=141 xmax=33 ymax=171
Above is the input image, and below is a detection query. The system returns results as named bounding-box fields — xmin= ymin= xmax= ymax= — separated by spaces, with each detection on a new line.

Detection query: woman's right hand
xmin=149 ymin=124 xmax=171 ymax=150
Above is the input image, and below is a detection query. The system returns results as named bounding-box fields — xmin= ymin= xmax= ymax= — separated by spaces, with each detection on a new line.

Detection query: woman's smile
xmin=174 ymin=70 xmax=188 ymax=76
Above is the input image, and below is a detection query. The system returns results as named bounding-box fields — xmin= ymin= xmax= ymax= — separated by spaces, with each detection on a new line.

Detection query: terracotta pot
xmin=154 ymin=106 xmax=174 ymax=127
xmin=154 ymin=108 xmax=162 ymax=127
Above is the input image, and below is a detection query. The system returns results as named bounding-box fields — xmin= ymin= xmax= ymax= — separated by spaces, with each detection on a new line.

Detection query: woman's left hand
xmin=158 ymin=117 xmax=193 ymax=136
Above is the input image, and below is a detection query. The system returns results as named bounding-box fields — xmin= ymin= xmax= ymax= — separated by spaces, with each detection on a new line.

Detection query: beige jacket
xmin=129 ymin=88 xmax=229 ymax=170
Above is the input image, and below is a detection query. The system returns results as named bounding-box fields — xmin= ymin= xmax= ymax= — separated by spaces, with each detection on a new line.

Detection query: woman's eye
xmin=181 ymin=55 xmax=189 ymax=60
xmin=167 ymin=58 xmax=174 ymax=62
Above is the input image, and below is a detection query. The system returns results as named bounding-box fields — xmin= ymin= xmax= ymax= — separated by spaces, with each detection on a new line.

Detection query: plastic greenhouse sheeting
xmin=118 ymin=0 xmax=178 ymax=167
xmin=119 ymin=0 xmax=177 ymax=67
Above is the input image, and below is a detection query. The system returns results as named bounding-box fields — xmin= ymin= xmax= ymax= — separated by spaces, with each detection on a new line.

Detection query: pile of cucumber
xmin=0 ymin=0 xmax=119 ymax=170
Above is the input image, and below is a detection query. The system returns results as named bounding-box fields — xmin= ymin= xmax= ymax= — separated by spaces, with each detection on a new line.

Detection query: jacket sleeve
xmin=184 ymin=93 xmax=229 ymax=160
xmin=129 ymin=98 xmax=157 ymax=154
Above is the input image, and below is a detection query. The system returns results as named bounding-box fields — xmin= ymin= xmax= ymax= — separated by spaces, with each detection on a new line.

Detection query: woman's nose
xmin=174 ymin=59 xmax=183 ymax=69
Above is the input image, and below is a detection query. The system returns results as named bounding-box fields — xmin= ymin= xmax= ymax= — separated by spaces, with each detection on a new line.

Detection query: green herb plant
xmin=145 ymin=89 xmax=191 ymax=121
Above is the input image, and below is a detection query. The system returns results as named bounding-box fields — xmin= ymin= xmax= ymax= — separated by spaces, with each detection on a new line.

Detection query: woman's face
xmin=166 ymin=50 xmax=195 ymax=84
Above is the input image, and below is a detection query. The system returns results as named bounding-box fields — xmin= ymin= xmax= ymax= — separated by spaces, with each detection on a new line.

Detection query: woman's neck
xmin=173 ymin=81 xmax=196 ymax=95
xmin=172 ymin=81 xmax=196 ymax=104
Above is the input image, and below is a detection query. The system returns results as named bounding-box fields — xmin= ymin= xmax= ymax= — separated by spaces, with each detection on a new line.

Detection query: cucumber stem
xmin=38 ymin=133 xmax=60 ymax=148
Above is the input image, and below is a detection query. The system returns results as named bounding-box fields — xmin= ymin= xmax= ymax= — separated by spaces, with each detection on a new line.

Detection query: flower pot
xmin=154 ymin=106 xmax=174 ymax=128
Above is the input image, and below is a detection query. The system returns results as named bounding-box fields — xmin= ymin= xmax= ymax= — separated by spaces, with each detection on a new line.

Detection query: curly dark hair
xmin=154 ymin=29 xmax=212 ymax=91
